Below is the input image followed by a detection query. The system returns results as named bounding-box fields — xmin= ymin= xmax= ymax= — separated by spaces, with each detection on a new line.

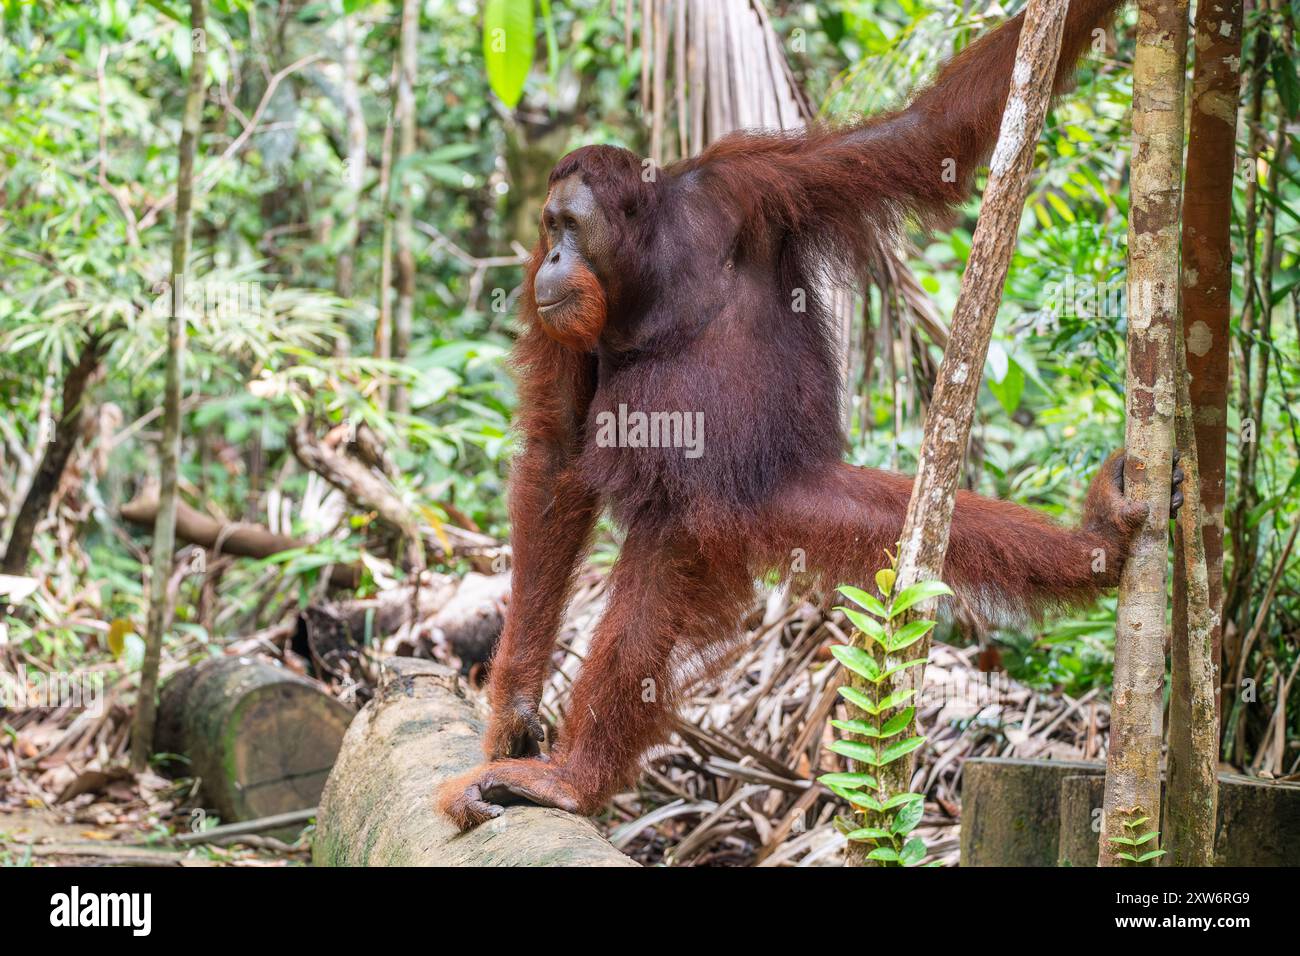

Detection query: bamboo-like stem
xmin=132 ymin=0 xmax=208 ymax=772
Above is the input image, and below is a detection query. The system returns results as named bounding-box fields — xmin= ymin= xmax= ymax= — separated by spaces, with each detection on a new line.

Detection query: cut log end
xmin=156 ymin=657 xmax=354 ymax=823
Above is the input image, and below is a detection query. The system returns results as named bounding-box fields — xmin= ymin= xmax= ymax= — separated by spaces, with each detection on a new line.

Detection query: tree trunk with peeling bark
xmin=1174 ymin=0 xmax=1240 ymax=729
xmin=131 ymin=0 xmax=208 ymax=772
xmin=1165 ymin=0 xmax=1240 ymax=866
xmin=1098 ymin=0 xmax=1188 ymax=867
xmin=855 ymin=0 xmax=1071 ymax=863
xmin=1164 ymin=321 xmax=1220 ymax=865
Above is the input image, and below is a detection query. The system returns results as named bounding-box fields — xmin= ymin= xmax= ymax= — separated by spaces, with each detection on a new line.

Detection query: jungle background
xmin=0 ymin=0 xmax=1296 ymax=866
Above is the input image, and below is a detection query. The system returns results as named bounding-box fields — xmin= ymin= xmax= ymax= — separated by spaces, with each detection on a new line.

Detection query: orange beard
xmin=535 ymin=263 xmax=607 ymax=352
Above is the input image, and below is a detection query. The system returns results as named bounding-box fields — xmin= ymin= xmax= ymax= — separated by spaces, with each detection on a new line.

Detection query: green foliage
xmin=0 ymin=0 xmax=1296 ymax=775
xmin=1108 ymin=814 xmax=1166 ymax=865
xmin=821 ymin=566 xmax=952 ymax=866
xmin=483 ymin=0 xmax=535 ymax=108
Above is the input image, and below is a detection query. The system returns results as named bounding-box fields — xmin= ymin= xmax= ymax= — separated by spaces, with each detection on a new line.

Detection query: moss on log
xmin=156 ymin=657 xmax=354 ymax=824
xmin=1056 ymin=773 xmax=1107 ymax=866
xmin=313 ymin=658 xmax=636 ymax=867
xmin=960 ymin=757 xmax=1105 ymax=866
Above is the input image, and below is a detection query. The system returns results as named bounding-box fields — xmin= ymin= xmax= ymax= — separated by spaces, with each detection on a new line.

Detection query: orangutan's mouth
xmin=537 ymin=294 xmax=572 ymax=314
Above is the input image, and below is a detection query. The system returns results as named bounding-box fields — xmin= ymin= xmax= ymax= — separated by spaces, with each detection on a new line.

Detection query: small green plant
xmin=1108 ymin=814 xmax=1165 ymax=864
xmin=820 ymin=566 xmax=952 ymax=866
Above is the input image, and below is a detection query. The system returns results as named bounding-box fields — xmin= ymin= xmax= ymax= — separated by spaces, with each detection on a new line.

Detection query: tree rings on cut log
xmin=155 ymin=657 xmax=354 ymax=824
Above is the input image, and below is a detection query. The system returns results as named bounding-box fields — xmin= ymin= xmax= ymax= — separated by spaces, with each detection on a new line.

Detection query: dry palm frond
xmin=530 ymin=578 xmax=1109 ymax=866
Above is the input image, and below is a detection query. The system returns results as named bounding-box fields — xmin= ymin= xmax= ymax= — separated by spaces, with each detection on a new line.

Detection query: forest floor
xmin=0 ymin=565 xmax=1104 ymax=867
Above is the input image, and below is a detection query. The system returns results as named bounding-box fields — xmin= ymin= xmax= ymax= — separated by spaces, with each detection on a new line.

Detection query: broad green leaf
xmin=826 ymin=783 xmax=859 ymax=802
xmin=837 ymin=685 xmax=879 ymax=714
xmin=878 ymin=735 xmax=926 ymax=766
xmin=879 ymin=707 xmax=916 ymax=738
xmin=1045 ymin=192 xmax=1075 ymax=224
xmin=845 ymin=827 xmax=892 ymax=841
xmin=829 ymin=739 xmax=877 ymax=765
xmin=1125 ymin=816 xmax=1150 ymax=828
xmin=483 ymin=0 xmax=534 ymax=108
xmin=830 ymin=644 xmax=880 ymax=682
xmin=1135 ymin=849 xmax=1166 ymax=863
xmin=988 ymin=359 xmax=1024 ymax=415
xmin=875 ymin=688 xmax=916 ymax=711
xmin=838 ymin=606 xmax=886 ymax=642
xmin=891 ymin=797 xmax=924 ymax=835
xmin=1131 ymin=831 xmax=1159 ymax=845
xmin=887 ymin=619 xmax=934 ymax=653
xmin=880 ymin=658 xmax=928 ymax=681
xmin=889 ymin=580 xmax=954 ymax=617
xmin=866 ymin=846 xmax=900 ymax=862
xmin=1108 ymin=836 xmax=1139 ymax=846
xmin=846 ymin=792 xmax=884 ymax=812
xmin=900 ymin=837 xmax=926 ymax=866
xmin=817 ymin=772 xmax=877 ymax=791
xmin=880 ymin=792 xmax=924 ymax=811
xmin=831 ymin=718 xmax=880 ymax=737
xmin=837 ymin=584 xmax=887 ymax=618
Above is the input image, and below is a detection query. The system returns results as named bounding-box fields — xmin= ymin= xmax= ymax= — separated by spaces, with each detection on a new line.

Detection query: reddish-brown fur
xmin=440 ymin=0 xmax=1138 ymax=828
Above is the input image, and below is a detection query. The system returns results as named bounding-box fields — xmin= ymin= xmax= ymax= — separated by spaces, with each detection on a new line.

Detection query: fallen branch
xmin=119 ymin=485 xmax=361 ymax=589
xmin=287 ymin=418 xmax=498 ymax=564
xmin=174 ymin=807 xmax=317 ymax=845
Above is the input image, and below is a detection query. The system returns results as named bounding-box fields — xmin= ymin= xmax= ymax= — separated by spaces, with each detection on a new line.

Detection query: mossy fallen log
xmin=156 ymin=657 xmax=354 ymax=825
xmin=312 ymin=658 xmax=636 ymax=867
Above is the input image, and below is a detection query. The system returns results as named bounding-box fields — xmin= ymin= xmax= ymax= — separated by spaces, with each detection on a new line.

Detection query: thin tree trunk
xmin=374 ymin=57 xmax=398 ymax=411
xmin=335 ymin=12 xmax=367 ymax=302
xmin=1241 ymin=17 xmax=1290 ymax=608
xmin=1165 ymin=0 xmax=1242 ymax=866
xmin=1222 ymin=18 xmax=1271 ymax=652
xmin=1165 ymin=318 xmax=1220 ymax=865
xmin=854 ymin=0 xmax=1071 ymax=863
xmin=1098 ymin=0 xmax=1188 ymax=867
xmin=131 ymin=0 xmax=208 ymax=772
xmin=1224 ymin=8 xmax=1291 ymax=759
xmin=1234 ymin=113 xmax=1287 ymax=632
xmin=1 ymin=335 xmax=106 ymax=574
xmin=391 ymin=0 xmax=419 ymax=416
xmin=1173 ymin=0 xmax=1241 ymax=730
